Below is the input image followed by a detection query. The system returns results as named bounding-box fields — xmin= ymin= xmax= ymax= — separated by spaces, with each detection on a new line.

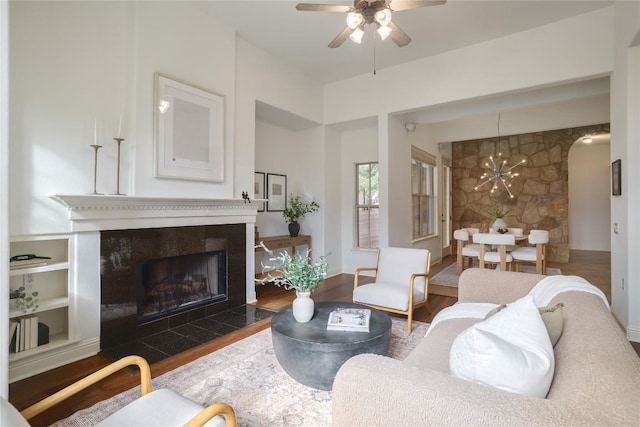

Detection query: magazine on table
xmin=327 ymin=307 xmax=371 ymax=332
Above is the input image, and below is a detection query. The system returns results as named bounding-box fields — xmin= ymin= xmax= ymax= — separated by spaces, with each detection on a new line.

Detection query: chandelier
xmin=474 ymin=113 xmax=526 ymax=198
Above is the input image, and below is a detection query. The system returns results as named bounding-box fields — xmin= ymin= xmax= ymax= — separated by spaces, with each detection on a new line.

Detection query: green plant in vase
xmin=256 ymin=241 xmax=328 ymax=322
xmin=282 ymin=194 xmax=319 ymax=237
xmin=485 ymin=204 xmax=513 ymax=233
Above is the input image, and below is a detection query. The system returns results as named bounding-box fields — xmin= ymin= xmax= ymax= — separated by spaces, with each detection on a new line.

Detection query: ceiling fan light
xmin=346 ymin=11 xmax=364 ymax=29
xmin=377 ymin=24 xmax=392 ymax=40
xmin=374 ymin=8 xmax=392 ymax=26
xmin=350 ymin=26 xmax=365 ymax=44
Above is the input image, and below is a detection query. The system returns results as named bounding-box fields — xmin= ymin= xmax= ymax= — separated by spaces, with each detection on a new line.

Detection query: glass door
xmin=441 ymin=159 xmax=452 ymax=256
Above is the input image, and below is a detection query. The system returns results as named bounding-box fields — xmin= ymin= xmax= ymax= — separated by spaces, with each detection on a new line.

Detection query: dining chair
xmin=507 ymin=227 xmax=524 ymax=236
xmin=473 ymin=232 xmax=516 ymax=271
xmin=353 ymin=247 xmax=431 ymax=334
xmin=511 ymin=229 xmax=549 ymax=274
xmin=506 ymin=227 xmax=524 ymax=251
xmin=453 ymin=228 xmax=480 ymax=275
xmin=14 ymin=355 xmax=236 ymax=427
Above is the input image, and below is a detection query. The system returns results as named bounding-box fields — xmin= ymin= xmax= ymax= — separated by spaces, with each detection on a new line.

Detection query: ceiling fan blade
xmin=296 ymin=3 xmax=353 ymax=12
xmin=388 ymin=21 xmax=412 ymax=47
xmin=389 ymin=0 xmax=446 ymax=12
xmin=328 ymin=26 xmax=353 ymax=48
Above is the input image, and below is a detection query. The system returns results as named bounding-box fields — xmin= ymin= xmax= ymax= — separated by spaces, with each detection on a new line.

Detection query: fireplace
xmin=100 ymin=224 xmax=246 ymax=350
xmin=138 ymin=250 xmax=227 ymax=322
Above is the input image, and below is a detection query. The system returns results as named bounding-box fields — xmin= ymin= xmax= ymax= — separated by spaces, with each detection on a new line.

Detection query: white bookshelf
xmin=8 ymin=235 xmax=76 ymax=382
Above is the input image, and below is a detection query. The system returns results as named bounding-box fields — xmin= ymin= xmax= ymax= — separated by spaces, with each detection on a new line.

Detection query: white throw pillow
xmin=449 ymin=295 xmax=555 ymax=398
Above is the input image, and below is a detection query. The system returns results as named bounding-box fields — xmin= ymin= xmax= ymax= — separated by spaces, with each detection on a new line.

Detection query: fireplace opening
xmin=138 ymin=250 xmax=227 ymax=324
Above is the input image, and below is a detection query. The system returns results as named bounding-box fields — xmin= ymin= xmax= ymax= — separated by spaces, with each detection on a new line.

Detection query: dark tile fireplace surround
xmin=100 ymin=224 xmax=273 ymax=363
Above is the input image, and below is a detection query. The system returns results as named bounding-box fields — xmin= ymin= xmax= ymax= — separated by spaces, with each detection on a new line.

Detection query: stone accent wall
xmin=452 ymin=123 xmax=609 ymax=263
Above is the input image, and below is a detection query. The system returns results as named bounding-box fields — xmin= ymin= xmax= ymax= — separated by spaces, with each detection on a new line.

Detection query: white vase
xmin=492 ymin=218 xmax=507 ymax=231
xmin=292 ymin=290 xmax=314 ymax=323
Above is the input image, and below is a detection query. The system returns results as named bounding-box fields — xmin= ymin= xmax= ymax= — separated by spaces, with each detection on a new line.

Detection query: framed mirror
xmin=154 ymin=74 xmax=225 ymax=182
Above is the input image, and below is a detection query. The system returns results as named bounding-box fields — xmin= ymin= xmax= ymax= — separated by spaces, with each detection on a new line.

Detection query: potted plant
xmin=282 ymin=194 xmax=319 ymax=237
xmin=485 ymin=205 xmax=513 ymax=232
xmin=256 ymin=241 xmax=328 ymax=322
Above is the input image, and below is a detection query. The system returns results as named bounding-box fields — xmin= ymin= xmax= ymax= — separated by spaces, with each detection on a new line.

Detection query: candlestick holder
xmin=89 ymin=144 xmax=103 ymax=195
xmin=112 ymin=138 xmax=126 ymax=195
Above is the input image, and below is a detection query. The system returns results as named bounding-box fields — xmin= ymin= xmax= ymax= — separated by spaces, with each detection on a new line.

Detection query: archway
xmin=568 ymin=133 xmax=611 ymax=251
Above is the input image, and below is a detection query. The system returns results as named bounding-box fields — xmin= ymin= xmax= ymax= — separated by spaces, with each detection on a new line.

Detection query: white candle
xmin=117 ymin=113 xmax=122 ymax=138
xmin=94 ymin=119 xmax=97 ymax=145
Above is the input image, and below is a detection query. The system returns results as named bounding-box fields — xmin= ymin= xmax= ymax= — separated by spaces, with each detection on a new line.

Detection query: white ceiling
xmin=193 ymin=0 xmax=613 ymax=84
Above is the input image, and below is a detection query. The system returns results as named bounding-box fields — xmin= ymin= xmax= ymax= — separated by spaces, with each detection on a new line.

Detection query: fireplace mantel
xmin=50 ymin=194 xmax=265 ymax=232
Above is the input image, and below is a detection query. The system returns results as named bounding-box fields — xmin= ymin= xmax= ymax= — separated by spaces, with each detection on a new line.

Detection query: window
xmin=356 ymin=162 xmax=379 ymax=249
xmin=412 ymin=146 xmax=437 ymax=240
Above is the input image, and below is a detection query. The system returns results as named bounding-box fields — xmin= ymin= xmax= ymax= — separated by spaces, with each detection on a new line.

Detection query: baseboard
xmin=627 ymin=325 xmax=640 ymax=343
xmin=9 ymin=337 xmax=100 ymax=383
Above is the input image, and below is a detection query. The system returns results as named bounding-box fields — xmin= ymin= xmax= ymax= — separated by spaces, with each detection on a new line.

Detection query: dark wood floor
xmin=9 ymin=251 xmax=612 ymax=426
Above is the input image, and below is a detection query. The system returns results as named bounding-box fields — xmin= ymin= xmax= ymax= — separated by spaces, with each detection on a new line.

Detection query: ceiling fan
xmin=296 ymin=0 xmax=446 ymax=48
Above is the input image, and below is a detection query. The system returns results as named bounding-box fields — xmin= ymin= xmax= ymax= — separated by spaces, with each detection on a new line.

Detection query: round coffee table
xmin=271 ymin=301 xmax=392 ymax=390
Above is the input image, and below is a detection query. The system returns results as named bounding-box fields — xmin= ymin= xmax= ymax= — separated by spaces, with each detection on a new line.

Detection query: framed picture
xmin=154 ymin=73 xmax=225 ymax=182
xmin=254 ymin=172 xmax=265 ymax=212
xmin=267 ymin=173 xmax=287 ymax=212
xmin=612 ymin=159 xmax=621 ymax=196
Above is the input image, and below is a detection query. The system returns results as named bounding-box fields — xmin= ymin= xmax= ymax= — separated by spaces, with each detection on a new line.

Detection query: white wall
xmin=611 ymin=1 xmax=640 ymax=340
xmin=8 ymin=1 xmax=241 ymax=235
xmin=131 ymin=1 xmax=236 ymax=199
xmin=568 ymin=142 xmax=611 ymax=251
xmin=324 ymin=8 xmax=614 ymax=125
xmin=323 ymin=126 xmax=343 ymax=277
xmin=235 ymin=37 xmax=325 ymax=293
xmin=235 ymin=37 xmax=324 ymax=199
xmin=339 ymin=125 xmax=379 ymax=273
xmin=254 ymin=120 xmax=325 ymax=269
xmin=0 ymin=0 xmax=9 ymax=399
xmin=255 ymin=120 xmax=307 ymax=238
xmin=10 ymin=1 xmax=129 ymax=235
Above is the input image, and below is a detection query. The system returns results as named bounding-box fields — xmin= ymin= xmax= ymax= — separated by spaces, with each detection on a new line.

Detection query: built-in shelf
xmin=9 ymin=296 xmax=69 ymax=318
xmin=8 ymin=235 xmax=76 ymax=382
xmin=9 ymin=335 xmax=81 ymax=362
xmin=9 ymin=261 xmax=69 ymax=277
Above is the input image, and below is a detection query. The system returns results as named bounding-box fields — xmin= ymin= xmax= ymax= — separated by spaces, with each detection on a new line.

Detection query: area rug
xmin=431 ymin=263 xmax=562 ymax=288
xmin=53 ymin=318 xmax=429 ymax=427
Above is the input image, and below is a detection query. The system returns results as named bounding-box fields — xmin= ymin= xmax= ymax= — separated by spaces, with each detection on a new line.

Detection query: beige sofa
xmin=332 ymin=268 xmax=640 ymax=426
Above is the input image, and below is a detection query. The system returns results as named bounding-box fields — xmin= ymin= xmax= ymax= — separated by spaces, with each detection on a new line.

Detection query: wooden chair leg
xmin=407 ymin=309 xmax=413 ymax=334
xmin=536 ymin=244 xmax=544 ymax=275
xmin=499 ymin=245 xmax=507 ymax=272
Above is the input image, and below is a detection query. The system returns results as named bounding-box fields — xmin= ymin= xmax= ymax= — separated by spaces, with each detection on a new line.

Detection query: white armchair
xmin=353 ymin=247 xmax=431 ymax=334
xmin=11 ymin=355 xmax=236 ymax=427
xmin=511 ymin=229 xmax=549 ymax=274
xmin=453 ymin=228 xmax=480 ymax=275
xmin=473 ymin=232 xmax=516 ymax=271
